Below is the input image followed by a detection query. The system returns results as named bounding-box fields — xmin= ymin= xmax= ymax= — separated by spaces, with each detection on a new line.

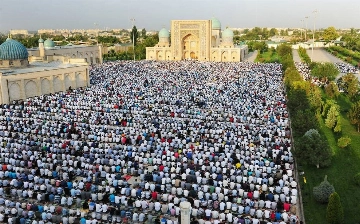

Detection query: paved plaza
xmin=305 ymin=48 xmax=343 ymax=63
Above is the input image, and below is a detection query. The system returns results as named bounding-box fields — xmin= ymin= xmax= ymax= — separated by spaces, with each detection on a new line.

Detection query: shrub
xmin=326 ymin=192 xmax=344 ymax=224
xmin=354 ymin=173 xmax=360 ymax=187
xmin=333 ymin=51 xmax=337 ymax=56
xmin=313 ymin=175 xmax=335 ymax=203
xmin=346 ymin=57 xmax=352 ymax=63
xmin=337 ymin=136 xmax=351 ymax=148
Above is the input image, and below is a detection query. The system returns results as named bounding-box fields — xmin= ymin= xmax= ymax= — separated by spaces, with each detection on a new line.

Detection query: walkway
xmin=306 ymin=48 xmax=343 ymax=63
xmin=292 ymin=49 xmax=302 ymax=63
xmin=243 ymin=50 xmax=257 ymax=62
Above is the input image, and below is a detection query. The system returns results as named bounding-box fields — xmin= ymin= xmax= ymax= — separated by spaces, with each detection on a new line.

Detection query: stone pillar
xmin=37 ymin=77 xmax=41 ymax=95
xmin=180 ymin=201 xmax=191 ymax=224
xmin=20 ymin=79 xmax=26 ymax=100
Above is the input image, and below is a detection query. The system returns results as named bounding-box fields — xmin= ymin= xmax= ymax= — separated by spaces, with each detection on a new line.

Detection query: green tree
xmin=291 ymin=109 xmax=318 ymax=137
xmin=252 ymin=41 xmax=268 ymax=53
xmin=277 ymin=44 xmax=292 ymax=57
xmin=354 ymin=173 xmax=360 ymax=186
xmin=295 ymin=129 xmax=331 ymax=168
xmin=133 ymin=34 xmax=159 ymax=60
xmin=309 ymin=85 xmax=323 ymax=111
xmin=323 ymin=27 xmax=339 ymax=43
xmin=313 ymin=175 xmax=335 ymax=203
xmin=341 ymin=73 xmax=359 ymax=99
xmin=130 ymin=26 xmax=139 ymax=46
xmin=325 ymin=104 xmax=340 ymax=132
xmin=280 ymin=29 xmax=287 ymax=36
xmin=233 ymin=30 xmax=240 ymax=35
xmin=311 ymin=62 xmax=339 ymax=82
xmin=325 ymin=82 xmax=340 ymax=99
xmin=0 ymin=35 xmax=6 ymax=45
xmin=348 ymin=101 xmax=360 ymax=132
xmin=287 ymin=89 xmax=310 ymax=112
xmin=337 ymin=136 xmax=351 ymax=148
xmin=269 ymin=28 xmax=278 ymax=36
xmin=141 ymin=28 xmax=147 ymax=38
xmin=284 ymin=68 xmax=302 ymax=89
xmin=326 ymin=192 xmax=344 ymax=224
xmin=321 ymin=99 xmax=337 ymax=118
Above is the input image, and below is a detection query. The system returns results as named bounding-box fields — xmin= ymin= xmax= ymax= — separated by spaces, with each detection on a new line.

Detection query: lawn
xmin=326 ymin=48 xmax=358 ymax=66
xmin=301 ymin=94 xmax=360 ymax=224
xmin=255 ymin=49 xmax=279 ymax=63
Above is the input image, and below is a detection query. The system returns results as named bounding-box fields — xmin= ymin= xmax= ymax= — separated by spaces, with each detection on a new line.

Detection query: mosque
xmin=28 ymin=38 xmax=103 ymax=65
xmin=0 ymin=37 xmax=90 ymax=104
xmin=146 ymin=18 xmax=248 ymax=62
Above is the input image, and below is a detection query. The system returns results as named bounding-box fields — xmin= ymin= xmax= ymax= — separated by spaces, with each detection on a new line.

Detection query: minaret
xmin=39 ymin=35 xmax=45 ymax=59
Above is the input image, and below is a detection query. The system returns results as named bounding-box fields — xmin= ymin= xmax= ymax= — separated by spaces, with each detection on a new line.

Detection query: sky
xmin=1 ymin=0 xmax=360 ymax=33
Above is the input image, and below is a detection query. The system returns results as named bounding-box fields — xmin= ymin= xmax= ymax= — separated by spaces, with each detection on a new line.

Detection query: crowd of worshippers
xmin=0 ymin=60 xmax=300 ymax=224
xmin=295 ymin=62 xmax=358 ymax=87
xmin=334 ymin=62 xmax=358 ymax=74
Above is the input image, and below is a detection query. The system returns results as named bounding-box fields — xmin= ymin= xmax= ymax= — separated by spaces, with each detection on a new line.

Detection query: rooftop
xmin=27 ymin=44 xmax=97 ymax=51
xmin=0 ymin=60 xmax=84 ymax=76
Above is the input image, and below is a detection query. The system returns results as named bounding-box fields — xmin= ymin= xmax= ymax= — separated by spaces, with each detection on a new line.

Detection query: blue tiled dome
xmin=0 ymin=38 xmax=28 ymax=60
xmin=44 ymin=39 xmax=55 ymax=48
xmin=38 ymin=38 xmax=44 ymax=43
xmin=211 ymin=17 xmax=221 ymax=30
xmin=159 ymin=28 xmax=170 ymax=38
xmin=222 ymin=28 xmax=234 ymax=38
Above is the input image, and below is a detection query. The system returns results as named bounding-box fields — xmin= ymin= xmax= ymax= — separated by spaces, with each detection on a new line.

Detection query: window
xmin=9 ymin=60 xmax=13 ymax=66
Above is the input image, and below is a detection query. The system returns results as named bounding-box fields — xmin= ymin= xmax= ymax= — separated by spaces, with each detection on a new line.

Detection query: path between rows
xmin=243 ymin=50 xmax=257 ymax=62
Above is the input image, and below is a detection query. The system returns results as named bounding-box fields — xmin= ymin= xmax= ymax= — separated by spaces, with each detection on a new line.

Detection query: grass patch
xmin=301 ymin=93 xmax=360 ymax=224
xmin=255 ymin=49 xmax=280 ymax=63
xmin=326 ymin=47 xmax=358 ymax=66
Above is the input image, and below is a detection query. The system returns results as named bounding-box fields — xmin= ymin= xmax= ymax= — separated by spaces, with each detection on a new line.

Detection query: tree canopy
xmin=313 ymin=175 xmax=335 ymax=203
xmin=322 ymin=26 xmax=339 ymax=43
xmin=348 ymin=100 xmax=360 ymax=132
xmin=340 ymin=73 xmax=359 ymax=100
xmin=311 ymin=62 xmax=339 ymax=82
xmin=295 ymin=129 xmax=332 ymax=168
xmin=326 ymin=192 xmax=344 ymax=224
xmin=130 ymin=26 xmax=139 ymax=46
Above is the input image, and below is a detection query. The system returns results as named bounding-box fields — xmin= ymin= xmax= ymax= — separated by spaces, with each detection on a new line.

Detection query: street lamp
xmin=311 ymin=10 xmax=318 ymax=62
xmin=300 ymin=20 xmax=304 ymax=40
xmin=305 ymin=16 xmax=309 ymax=41
xmin=130 ymin=18 xmax=136 ymax=61
xmin=94 ymin=23 xmax=99 ymax=45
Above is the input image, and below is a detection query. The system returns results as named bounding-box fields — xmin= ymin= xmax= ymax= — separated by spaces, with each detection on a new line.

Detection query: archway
xmin=9 ymin=83 xmax=21 ymax=102
xmin=76 ymin=73 xmax=85 ymax=88
xmin=182 ymin=34 xmax=199 ymax=60
xmin=25 ymin=80 xmax=38 ymax=98
xmin=65 ymin=75 xmax=72 ymax=90
xmin=53 ymin=76 xmax=63 ymax=92
xmin=41 ymin=78 xmax=51 ymax=95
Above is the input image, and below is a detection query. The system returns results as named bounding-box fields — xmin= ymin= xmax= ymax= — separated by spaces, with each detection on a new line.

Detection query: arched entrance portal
xmin=182 ymin=34 xmax=199 ymax=60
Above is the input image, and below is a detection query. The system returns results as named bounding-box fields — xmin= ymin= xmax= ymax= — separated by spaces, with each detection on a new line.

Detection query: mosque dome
xmin=211 ymin=17 xmax=221 ymax=30
xmin=38 ymin=38 xmax=44 ymax=43
xmin=159 ymin=28 xmax=170 ymax=38
xmin=0 ymin=38 xmax=29 ymax=60
xmin=222 ymin=28 xmax=234 ymax=38
xmin=44 ymin=39 xmax=55 ymax=48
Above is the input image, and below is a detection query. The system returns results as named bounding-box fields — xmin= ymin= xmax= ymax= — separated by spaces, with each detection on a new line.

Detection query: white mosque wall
xmin=0 ymin=65 xmax=89 ymax=104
